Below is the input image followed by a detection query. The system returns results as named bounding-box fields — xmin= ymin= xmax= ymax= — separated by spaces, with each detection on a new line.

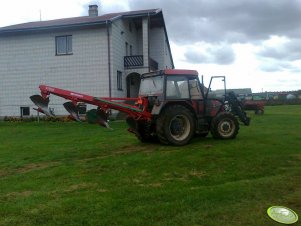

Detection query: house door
xmin=126 ymin=73 xmax=141 ymax=98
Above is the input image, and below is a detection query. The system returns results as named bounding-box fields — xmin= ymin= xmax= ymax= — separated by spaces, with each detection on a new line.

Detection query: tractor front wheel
xmin=255 ymin=109 xmax=264 ymax=115
xmin=156 ymin=105 xmax=195 ymax=145
xmin=210 ymin=112 xmax=239 ymax=139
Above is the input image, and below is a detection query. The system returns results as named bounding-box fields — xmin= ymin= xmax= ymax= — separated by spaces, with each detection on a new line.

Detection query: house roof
xmin=0 ymin=8 xmax=174 ymax=68
xmin=0 ymin=8 xmax=162 ymax=34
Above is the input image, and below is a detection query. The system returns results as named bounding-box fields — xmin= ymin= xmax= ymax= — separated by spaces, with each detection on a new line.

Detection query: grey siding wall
xmin=110 ymin=19 xmax=147 ymax=98
xmin=0 ymin=27 xmax=109 ymax=116
xmin=164 ymin=38 xmax=174 ymax=69
xmin=149 ymin=27 xmax=173 ymax=69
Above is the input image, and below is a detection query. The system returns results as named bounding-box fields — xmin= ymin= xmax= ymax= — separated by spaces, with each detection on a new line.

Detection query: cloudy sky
xmin=1 ymin=0 xmax=301 ymax=92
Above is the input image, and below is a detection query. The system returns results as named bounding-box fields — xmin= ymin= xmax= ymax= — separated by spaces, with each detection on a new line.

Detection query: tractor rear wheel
xmin=210 ymin=112 xmax=239 ymax=139
xmin=156 ymin=105 xmax=195 ymax=145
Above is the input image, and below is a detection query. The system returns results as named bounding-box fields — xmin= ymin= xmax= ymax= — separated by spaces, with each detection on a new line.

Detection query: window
xmin=117 ymin=71 xmax=123 ymax=90
xmin=139 ymin=76 xmax=164 ymax=96
xmin=20 ymin=107 xmax=30 ymax=117
xmin=166 ymin=76 xmax=189 ymax=99
xmin=56 ymin=35 xmax=72 ymax=55
xmin=189 ymin=79 xmax=203 ymax=99
xmin=129 ymin=22 xmax=132 ymax=32
xmin=130 ymin=45 xmax=133 ymax=56
xmin=125 ymin=42 xmax=128 ymax=56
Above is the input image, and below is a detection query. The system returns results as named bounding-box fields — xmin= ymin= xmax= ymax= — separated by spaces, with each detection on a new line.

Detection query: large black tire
xmin=210 ymin=112 xmax=239 ymax=139
xmin=156 ymin=105 xmax=195 ymax=146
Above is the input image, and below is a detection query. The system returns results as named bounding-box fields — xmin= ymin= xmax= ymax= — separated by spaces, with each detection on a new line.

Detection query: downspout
xmin=148 ymin=12 xmax=150 ymax=72
xmin=106 ymin=20 xmax=112 ymax=98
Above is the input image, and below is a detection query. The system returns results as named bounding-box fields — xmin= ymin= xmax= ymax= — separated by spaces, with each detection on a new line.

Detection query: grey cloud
xmin=257 ymin=38 xmax=301 ymax=73
xmin=258 ymin=39 xmax=301 ymax=61
xmin=259 ymin=59 xmax=301 ymax=73
xmin=184 ymin=44 xmax=235 ymax=65
xmin=128 ymin=0 xmax=301 ymax=44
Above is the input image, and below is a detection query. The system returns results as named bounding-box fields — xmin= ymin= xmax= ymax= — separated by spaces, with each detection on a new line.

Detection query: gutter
xmin=106 ymin=20 xmax=112 ymax=98
xmin=0 ymin=21 xmax=108 ymax=35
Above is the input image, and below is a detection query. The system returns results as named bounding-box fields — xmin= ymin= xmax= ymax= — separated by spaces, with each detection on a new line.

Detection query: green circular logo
xmin=267 ymin=206 xmax=298 ymax=224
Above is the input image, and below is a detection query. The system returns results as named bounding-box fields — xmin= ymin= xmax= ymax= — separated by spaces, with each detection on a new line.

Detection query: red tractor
xmin=30 ymin=69 xmax=250 ymax=146
xmin=243 ymin=99 xmax=266 ymax=115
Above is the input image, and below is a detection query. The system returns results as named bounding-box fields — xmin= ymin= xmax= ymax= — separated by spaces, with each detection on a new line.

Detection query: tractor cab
xmin=139 ymin=69 xmax=206 ymax=113
xmin=139 ymin=69 xmax=204 ymax=99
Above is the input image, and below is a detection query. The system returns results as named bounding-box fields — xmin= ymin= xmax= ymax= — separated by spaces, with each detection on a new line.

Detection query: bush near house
xmin=0 ymin=105 xmax=300 ymax=226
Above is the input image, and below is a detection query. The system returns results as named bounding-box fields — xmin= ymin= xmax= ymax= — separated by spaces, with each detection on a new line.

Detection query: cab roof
xmin=142 ymin=69 xmax=199 ymax=78
xmin=164 ymin=69 xmax=198 ymax=76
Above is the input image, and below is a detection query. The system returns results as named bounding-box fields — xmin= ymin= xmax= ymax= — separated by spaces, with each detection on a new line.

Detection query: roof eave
xmin=0 ymin=20 xmax=108 ymax=35
xmin=121 ymin=9 xmax=162 ymax=19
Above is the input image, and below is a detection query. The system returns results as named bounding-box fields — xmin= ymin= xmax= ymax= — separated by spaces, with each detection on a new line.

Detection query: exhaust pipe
xmin=30 ymin=95 xmax=55 ymax=116
xmin=63 ymin=102 xmax=81 ymax=122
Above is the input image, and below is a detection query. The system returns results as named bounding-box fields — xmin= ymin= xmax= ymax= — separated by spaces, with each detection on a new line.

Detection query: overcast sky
xmin=1 ymin=0 xmax=301 ymax=92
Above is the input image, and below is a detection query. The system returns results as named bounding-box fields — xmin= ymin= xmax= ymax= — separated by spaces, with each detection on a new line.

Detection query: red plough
xmin=30 ymin=84 xmax=152 ymax=128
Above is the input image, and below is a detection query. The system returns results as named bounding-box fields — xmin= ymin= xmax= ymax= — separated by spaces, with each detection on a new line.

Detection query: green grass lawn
xmin=0 ymin=105 xmax=300 ymax=226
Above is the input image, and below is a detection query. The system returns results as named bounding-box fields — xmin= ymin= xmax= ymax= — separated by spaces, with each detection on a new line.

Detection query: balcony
xmin=124 ymin=55 xmax=158 ymax=71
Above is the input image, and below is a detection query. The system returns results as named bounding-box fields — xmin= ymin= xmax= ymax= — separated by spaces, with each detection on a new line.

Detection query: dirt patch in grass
xmin=114 ymin=144 xmax=158 ymax=154
xmin=0 ymin=161 xmax=60 ymax=178
xmin=15 ymin=162 xmax=60 ymax=174
xmin=97 ymin=188 xmax=108 ymax=193
xmin=294 ymin=154 xmax=301 ymax=161
xmin=3 ymin=190 xmax=33 ymax=201
xmin=78 ymin=144 xmax=160 ymax=163
xmin=47 ymin=183 xmax=102 ymax=197
xmin=64 ymin=183 xmax=97 ymax=193
xmin=188 ymin=169 xmax=206 ymax=178
xmin=0 ymin=170 xmax=9 ymax=177
xmin=163 ymin=170 xmax=206 ymax=183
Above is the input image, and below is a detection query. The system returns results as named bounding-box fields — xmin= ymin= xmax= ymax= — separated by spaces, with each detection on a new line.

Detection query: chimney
xmin=89 ymin=5 xmax=98 ymax=17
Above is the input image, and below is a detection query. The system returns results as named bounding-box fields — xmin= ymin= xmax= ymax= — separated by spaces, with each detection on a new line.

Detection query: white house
xmin=0 ymin=5 xmax=174 ymax=117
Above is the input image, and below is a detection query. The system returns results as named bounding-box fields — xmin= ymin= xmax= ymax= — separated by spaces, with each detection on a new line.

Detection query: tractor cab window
xmin=139 ymin=75 xmax=164 ymax=96
xmin=189 ymin=79 xmax=203 ymax=99
xmin=166 ymin=76 xmax=189 ymax=99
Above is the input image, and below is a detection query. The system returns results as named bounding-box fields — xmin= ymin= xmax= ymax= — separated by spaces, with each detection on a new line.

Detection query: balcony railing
xmin=124 ymin=55 xmax=158 ymax=71
xmin=124 ymin=55 xmax=143 ymax=68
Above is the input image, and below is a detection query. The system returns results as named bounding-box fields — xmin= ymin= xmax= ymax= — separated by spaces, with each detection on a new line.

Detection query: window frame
xmin=20 ymin=106 xmax=30 ymax=117
xmin=129 ymin=21 xmax=132 ymax=32
xmin=55 ymin=35 xmax=73 ymax=56
xmin=117 ymin=71 xmax=123 ymax=91
xmin=130 ymin=45 xmax=133 ymax=56
xmin=165 ymin=75 xmax=190 ymax=99
xmin=125 ymin=42 xmax=128 ymax=56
